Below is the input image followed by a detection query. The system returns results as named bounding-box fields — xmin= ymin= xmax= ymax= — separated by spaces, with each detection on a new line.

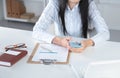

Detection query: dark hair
xmin=58 ymin=0 xmax=89 ymax=38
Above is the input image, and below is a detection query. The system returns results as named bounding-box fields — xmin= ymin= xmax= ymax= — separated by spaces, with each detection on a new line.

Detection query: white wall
xmin=0 ymin=0 xmax=3 ymax=19
xmin=95 ymin=0 xmax=120 ymax=30
xmin=24 ymin=1 xmax=45 ymax=17
xmin=23 ymin=0 xmax=48 ymax=16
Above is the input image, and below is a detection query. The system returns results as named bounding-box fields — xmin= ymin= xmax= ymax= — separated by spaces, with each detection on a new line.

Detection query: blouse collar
xmin=67 ymin=3 xmax=79 ymax=11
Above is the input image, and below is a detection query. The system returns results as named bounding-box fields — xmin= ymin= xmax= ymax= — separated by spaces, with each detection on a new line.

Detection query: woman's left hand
xmin=69 ymin=39 xmax=94 ymax=53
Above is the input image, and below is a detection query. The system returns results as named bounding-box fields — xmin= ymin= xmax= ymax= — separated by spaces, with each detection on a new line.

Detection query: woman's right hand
xmin=52 ymin=36 xmax=71 ymax=49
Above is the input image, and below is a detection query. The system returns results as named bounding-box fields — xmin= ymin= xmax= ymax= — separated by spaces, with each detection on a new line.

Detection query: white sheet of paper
xmin=4 ymin=51 xmax=21 ymax=56
xmin=32 ymin=44 xmax=69 ymax=62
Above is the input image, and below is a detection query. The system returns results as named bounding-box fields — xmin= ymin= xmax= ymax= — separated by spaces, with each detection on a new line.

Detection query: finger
xmin=70 ymin=48 xmax=83 ymax=53
xmin=65 ymin=37 xmax=72 ymax=41
xmin=81 ymin=41 xmax=87 ymax=48
xmin=66 ymin=41 xmax=71 ymax=49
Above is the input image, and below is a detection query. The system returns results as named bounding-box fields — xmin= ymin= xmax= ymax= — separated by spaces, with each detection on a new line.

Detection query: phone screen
xmin=69 ymin=42 xmax=82 ymax=48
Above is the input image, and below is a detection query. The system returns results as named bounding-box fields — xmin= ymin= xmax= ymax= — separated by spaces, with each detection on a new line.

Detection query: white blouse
xmin=33 ymin=0 xmax=110 ymax=46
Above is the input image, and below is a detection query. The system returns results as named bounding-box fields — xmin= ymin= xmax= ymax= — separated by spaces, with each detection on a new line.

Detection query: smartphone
xmin=69 ymin=42 xmax=82 ymax=48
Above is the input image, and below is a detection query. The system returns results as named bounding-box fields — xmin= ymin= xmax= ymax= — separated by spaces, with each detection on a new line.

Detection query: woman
xmin=32 ymin=0 xmax=110 ymax=52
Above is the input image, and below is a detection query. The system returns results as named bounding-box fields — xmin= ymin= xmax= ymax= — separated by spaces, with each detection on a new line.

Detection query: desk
xmin=0 ymin=27 xmax=76 ymax=78
xmin=0 ymin=27 xmax=120 ymax=78
xmin=70 ymin=41 xmax=120 ymax=77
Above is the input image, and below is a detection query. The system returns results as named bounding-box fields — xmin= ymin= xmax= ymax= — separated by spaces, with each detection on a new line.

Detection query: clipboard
xmin=27 ymin=43 xmax=70 ymax=64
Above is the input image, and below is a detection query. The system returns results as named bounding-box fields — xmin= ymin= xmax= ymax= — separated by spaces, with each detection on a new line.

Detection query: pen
xmin=39 ymin=52 xmax=57 ymax=54
xmin=40 ymin=46 xmax=57 ymax=53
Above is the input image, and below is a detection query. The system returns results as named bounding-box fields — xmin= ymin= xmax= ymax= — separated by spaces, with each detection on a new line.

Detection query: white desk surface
xmin=0 ymin=27 xmax=120 ymax=78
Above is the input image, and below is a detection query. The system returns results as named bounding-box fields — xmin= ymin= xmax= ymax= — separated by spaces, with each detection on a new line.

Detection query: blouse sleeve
xmin=32 ymin=0 xmax=59 ymax=43
xmin=89 ymin=0 xmax=110 ymax=46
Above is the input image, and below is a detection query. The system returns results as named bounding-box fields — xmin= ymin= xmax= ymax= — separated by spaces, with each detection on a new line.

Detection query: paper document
xmin=32 ymin=44 xmax=69 ymax=63
xmin=84 ymin=60 xmax=120 ymax=78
